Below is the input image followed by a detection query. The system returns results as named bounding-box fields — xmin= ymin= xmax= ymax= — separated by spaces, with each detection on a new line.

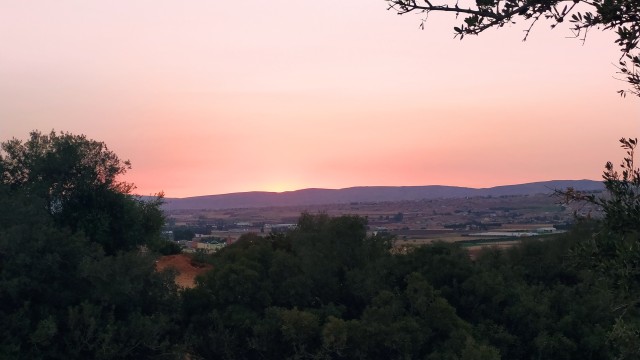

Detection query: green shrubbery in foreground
xmin=1 ymin=132 xmax=638 ymax=359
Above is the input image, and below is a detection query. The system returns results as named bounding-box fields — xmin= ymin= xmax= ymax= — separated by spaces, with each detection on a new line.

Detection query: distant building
xmin=535 ymin=227 xmax=558 ymax=233
xmin=186 ymin=238 xmax=226 ymax=253
xmin=266 ymin=224 xmax=297 ymax=233
xmin=195 ymin=242 xmax=225 ymax=253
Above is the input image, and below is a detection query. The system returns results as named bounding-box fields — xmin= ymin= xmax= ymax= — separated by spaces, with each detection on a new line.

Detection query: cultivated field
xmin=165 ymin=193 xmax=585 ymax=252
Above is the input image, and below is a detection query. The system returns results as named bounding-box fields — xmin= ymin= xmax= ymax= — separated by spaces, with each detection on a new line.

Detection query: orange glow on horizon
xmin=1 ymin=1 xmax=637 ymax=199
xmin=261 ymin=183 xmax=303 ymax=193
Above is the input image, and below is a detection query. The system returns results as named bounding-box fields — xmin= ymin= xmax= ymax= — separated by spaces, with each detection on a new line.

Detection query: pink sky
xmin=1 ymin=1 xmax=638 ymax=197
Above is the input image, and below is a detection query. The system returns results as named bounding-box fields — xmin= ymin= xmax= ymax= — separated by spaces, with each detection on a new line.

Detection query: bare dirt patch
xmin=156 ymin=254 xmax=212 ymax=288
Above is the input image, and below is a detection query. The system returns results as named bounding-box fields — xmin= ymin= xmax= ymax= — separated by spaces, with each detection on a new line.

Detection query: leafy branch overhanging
xmin=387 ymin=0 xmax=640 ymax=96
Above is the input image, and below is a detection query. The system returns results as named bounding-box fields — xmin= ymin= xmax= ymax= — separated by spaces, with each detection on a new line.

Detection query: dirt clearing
xmin=156 ymin=254 xmax=212 ymax=288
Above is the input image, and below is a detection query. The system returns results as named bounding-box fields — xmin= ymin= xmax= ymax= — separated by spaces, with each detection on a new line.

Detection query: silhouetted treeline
xmin=181 ymin=215 xmax=630 ymax=360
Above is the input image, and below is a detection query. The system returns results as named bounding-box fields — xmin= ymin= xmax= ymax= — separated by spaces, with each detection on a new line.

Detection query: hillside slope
xmin=162 ymin=180 xmax=603 ymax=210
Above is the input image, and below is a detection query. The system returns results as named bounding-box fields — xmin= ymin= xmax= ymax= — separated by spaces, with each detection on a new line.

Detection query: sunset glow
xmin=1 ymin=1 xmax=638 ymax=197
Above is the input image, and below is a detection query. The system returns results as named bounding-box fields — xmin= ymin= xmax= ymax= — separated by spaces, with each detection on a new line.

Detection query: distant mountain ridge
xmin=161 ymin=180 xmax=603 ymax=210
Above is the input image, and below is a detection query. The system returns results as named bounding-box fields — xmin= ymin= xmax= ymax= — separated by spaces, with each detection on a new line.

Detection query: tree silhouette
xmin=387 ymin=0 xmax=640 ymax=96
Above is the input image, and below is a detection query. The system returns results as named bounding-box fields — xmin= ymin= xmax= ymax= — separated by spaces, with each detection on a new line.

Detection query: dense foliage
xmin=0 ymin=131 xmax=182 ymax=359
xmin=561 ymin=138 xmax=640 ymax=358
xmin=180 ymin=214 xmax=633 ymax=359
xmin=2 ymin=131 xmax=639 ymax=359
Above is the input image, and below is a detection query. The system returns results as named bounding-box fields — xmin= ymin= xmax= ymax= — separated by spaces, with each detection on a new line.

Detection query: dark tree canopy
xmin=1 ymin=130 xmax=132 ymax=210
xmin=0 ymin=130 xmax=165 ymax=254
xmin=0 ymin=131 xmax=181 ymax=359
xmin=387 ymin=0 xmax=640 ymax=96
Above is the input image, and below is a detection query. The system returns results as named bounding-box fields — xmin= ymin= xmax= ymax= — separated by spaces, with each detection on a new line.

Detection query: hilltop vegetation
xmin=1 ymin=131 xmax=639 ymax=359
xmin=0 ymin=131 xmax=182 ymax=358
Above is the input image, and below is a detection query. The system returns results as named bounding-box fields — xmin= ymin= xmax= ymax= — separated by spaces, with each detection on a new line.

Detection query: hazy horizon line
xmin=155 ymin=178 xmax=601 ymax=199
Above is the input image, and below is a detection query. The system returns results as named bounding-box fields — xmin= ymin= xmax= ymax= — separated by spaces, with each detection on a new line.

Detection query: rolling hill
xmin=161 ymin=180 xmax=603 ymax=210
